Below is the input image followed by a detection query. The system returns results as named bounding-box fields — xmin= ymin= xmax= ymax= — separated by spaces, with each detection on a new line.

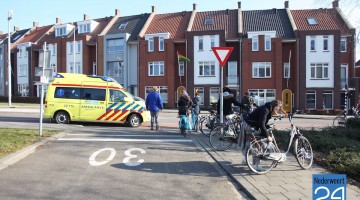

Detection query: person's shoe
xmin=151 ymin=127 xmax=154 ymax=130
xmin=156 ymin=126 xmax=159 ymax=131
xmin=241 ymin=159 xmax=247 ymax=165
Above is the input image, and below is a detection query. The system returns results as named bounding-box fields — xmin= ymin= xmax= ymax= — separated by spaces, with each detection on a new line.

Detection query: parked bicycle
xmin=333 ymin=109 xmax=348 ymax=127
xmin=246 ymin=113 xmax=313 ymax=174
xmin=208 ymin=114 xmax=242 ymax=151
xmin=199 ymin=110 xmax=219 ymax=137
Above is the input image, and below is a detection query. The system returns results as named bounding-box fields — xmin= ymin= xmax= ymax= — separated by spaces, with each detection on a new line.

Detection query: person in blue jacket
xmin=145 ymin=86 xmax=163 ymax=131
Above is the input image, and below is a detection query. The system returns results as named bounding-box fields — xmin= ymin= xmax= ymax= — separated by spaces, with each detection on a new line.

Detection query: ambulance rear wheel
xmin=128 ymin=114 xmax=141 ymax=127
xmin=55 ymin=111 xmax=70 ymax=124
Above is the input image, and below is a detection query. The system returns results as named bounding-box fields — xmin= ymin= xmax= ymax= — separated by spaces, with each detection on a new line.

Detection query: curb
xmin=0 ymin=131 xmax=68 ymax=171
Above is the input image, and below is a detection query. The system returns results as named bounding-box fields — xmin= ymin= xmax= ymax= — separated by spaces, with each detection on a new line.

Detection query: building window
xmin=69 ymin=62 xmax=81 ymax=74
xmin=306 ymin=91 xmax=316 ymax=110
xmin=178 ymin=61 xmax=184 ymax=76
xmin=55 ymin=27 xmax=66 ymax=37
xmin=310 ymin=63 xmax=329 ymax=79
xmin=340 ymin=37 xmax=346 ymax=52
xmin=106 ymin=61 xmax=124 ymax=85
xmin=210 ymin=87 xmax=219 ymax=105
xmin=210 ymin=35 xmax=215 ymax=48
xmin=307 ymin=17 xmax=318 ymax=25
xmin=323 ymin=91 xmax=333 ymax=109
xmin=52 ymin=44 xmax=56 ymax=56
xmin=159 ymin=37 xmax=164 ymax=51
xmin=265 ymin=35 xmax=271 ymax=51
xmin=204 ymin=18 xmax=213 ymax=25
xmin=78 ymin=24 xmax=90 ymax=33
xmin=194 ymin=87 xmax=204 ymax=105
xmin=107 ymin=38 xmax=125 ymax=53
xmin=252 ymin=62 xmax=271 ymax=78
xmin=252 ymin=36 xmax=259 ymax=51
xmin=118 ymin=22 xmax=128 ymax=30
xmin=18 ymin=48 xmax=22 ymax=57
xmin=148 ymin=61 xmax=164 ymax=76
xmin=19 ymin=64 xmax=28 ymax=77
xmin=310 ymin=36 xmax=316 ymax=51
xmin=248 ymin=89 xmax=275 ymax=106
xmin=69 ymin=42 xmax=74 ymax=54
xmin=148 ymin=37 xmax=154 ymax=52
xmin=284 ymin=63 xmax=290 ymax=78
xmin=145 ymin=86 xmax=168 ymax=103
xmin=198 ymin=36 xmax=203 ymax=51
xmin=18 ymin=84 xmax=29 ymax=97
xmin=199 ymin=61 xmax=215 ymax=76
xmin=76 ymin=41 xmax=81 ymax=53
xmin=323 ymin=36 xmax=329 ymax=51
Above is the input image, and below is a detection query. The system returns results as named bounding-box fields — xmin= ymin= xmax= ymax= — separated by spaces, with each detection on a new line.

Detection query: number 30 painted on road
xmin=89 ymin=148 xmax=146 ymax=167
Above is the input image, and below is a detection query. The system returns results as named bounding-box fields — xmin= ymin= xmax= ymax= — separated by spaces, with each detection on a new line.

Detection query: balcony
xmin=226 ymin=75 xmax=239 ymax=86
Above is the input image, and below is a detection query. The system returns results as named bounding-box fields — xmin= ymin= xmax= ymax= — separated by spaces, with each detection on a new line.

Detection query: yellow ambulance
xmin=43 ymin=73 xmax=150 ymax=127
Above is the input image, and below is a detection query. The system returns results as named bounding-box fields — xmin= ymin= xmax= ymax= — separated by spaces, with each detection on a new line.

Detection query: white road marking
xmin=58 ymin=138 xmax=192 ymax=142
xmin=89 ymin=148 xmax=116 ymax=166
xmin=123 ymin=148 xmax=146 ymax=166
xmin=68 ymin=134 xmax=184 ymax=137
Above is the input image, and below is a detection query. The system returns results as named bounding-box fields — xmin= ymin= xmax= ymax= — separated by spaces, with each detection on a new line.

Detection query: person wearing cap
xmin=145 ymin=86 xmax=163 ymax=131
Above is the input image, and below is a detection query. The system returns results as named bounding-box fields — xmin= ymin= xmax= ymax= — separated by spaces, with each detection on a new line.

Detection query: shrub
xmin=347 ymin=118 xmax=360 ymax=129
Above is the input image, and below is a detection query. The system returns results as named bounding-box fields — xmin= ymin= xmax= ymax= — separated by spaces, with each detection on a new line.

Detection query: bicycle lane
xmin=192 ymin=133 xmax=360 ymax=200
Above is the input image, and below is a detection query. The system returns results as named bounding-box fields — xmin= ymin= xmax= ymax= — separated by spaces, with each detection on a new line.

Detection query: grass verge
xmin=0 ymin=128 xmax=59 ymax=159
xmin=274 ymin=126 xmax=360 ymax=182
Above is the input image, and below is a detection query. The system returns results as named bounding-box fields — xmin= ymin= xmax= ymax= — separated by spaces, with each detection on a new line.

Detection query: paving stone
xmin=264 ymin=192 xmax=289 ymax=200
xmin=282 ymin=190 xmax=307 ymax=199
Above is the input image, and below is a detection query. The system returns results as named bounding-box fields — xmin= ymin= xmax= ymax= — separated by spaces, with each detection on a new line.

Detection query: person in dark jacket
xmin=216 ymin=87 xmax=243 ymax=116
xmin=191 ymin=89 xmax=201 ymax=130
xmin=145 ymin=86 xmax=163 ymax=131
xmin=244 ymin=100 xmax=280 ymax=142
xmin=241 ymin=91 xmax=255 ymax=113
xmin=178 ymin=90 xmax=193 ymax=116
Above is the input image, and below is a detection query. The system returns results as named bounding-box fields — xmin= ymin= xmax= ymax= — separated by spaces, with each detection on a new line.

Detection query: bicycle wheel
xmin=200 ymin=116 xmax=212 ymax=137
xmin=294 ymin=136 xmax=313 ymax=169
xmin=333 ymin=116 xmax=346 ymax=127
xmin=209 ymin=126 xmax=234 ymax=151
xmin=246 ymin=140 xmax=277 ymax=174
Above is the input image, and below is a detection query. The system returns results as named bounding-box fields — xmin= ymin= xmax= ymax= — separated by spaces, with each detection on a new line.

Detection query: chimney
xmin=238 ymin=1 xmax=241 ymax=9
xmin=33 ymin=22 xmax=39 ymax=27
xmin=14 ymin=26 xmax=19 ymax=31
xmin=152 ymin=6 xmax=156 ymax=13
xmin=193 ymin=3 xmax=197 ymax=11
xmin=332 ymin=0 xmax=339 ymax=8
xmin=115 ymin=9 xmax=120 ymax=16
xmin=285 ymin=1 xmax=289 ymax=8
xmin=84 ymin=14 xmax=89 ymax=20
xmin=56 ymin=18 xmax=62 ymax=24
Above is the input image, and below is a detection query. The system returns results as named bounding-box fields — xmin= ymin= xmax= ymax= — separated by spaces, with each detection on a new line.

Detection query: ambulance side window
xmin=54 ymin=87 xmax=80 ymax=99
xmin=110 ymin=90 xmax=126 ymax=102
xmin=81 ymin=88 xmax=106 ymax=101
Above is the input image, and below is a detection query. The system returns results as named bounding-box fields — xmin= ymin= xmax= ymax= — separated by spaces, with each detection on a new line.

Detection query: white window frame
xmin=119 ymin=23 xmax=128 ymax=30
xmin=148 ymin=37 xmax=154 ymax=52
xmin=178 ymin=61 xmax=184 ymax=76
xmin=198 ymin=36 xmax=203 ymax=51
xmin=159 ymin=37 xmax=164 ymax=51
xmin=284 ymin=62 xmax=290 ymax=78
xmin=18 ymin=84 xmax=29 ymax=97
xmin=323 ymin=36 xmax=329 ymax=51
xmin=323 ymin=91 xmax=333 ymax=110
xmin=310 ymin=63 xmax=329 ymax=79
xmin=248 ymin=89 xmax=275 ymax=106
xmin=69 ymin=42 xmax=74 ymax=54
xmin=307 ymin=17 xmax=318 ymax=25
xmin=340 ymin=36 xmax=347 ymax=52
xmin=52 ymin=44 xmax=56 ymax=56
xmin=265 ymin=35 xmax=271 ymax=51
xmin=252 ymin=36 xmax=259 ymax=51
xmin=306 ymin=91 xmax=316 ymax=110
xmin=198 ymin=61 xmax=215 ymax=76
xmin=210 ymin=35 xmax=215 ymax=48
xmin=310 ymin=36 xmax=316 ymax=51
xmin=19 ymin=64 xmax=28 ymax=77
xmin=252 ymin=62 xmax=271 ymax=78
xmin=148 ymin=61 xmax=164 ymax=76
xmin=209 ymin=87 xmax=219 ymax=105
xmin=76 ymin=41 xmax=81 ymax=54
xmin=194 ymin=87 xmax=204 ymax=105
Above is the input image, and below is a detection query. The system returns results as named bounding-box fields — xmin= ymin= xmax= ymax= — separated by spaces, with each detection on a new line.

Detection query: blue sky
xmin=0 ymin=0 xmax=318 ymax=32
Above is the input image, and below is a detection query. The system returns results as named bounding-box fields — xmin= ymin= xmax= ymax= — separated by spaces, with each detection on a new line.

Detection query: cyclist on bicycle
xmin=216 ymin=87 xmax=243 ymax=117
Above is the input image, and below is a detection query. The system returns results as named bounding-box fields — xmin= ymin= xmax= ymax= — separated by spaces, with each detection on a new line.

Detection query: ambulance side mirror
xmin=123 ymin=97 xmax=131 ymax=102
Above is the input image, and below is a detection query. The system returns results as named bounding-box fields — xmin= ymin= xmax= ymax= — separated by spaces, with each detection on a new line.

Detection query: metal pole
xmin=39 ymin=42 xmax=47 ymax=137
xmin=73 ymin=25 xmax=76 ymax=73
xmin=7 ymin=10 xmax=12 ymax=107
xmin=220 ymin=67 xmax=223 ymax=124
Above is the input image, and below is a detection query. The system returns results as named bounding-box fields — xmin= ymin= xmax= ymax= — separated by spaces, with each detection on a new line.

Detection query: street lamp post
xmin=8 ymin=10 xmax=13 ymax=107
xmin=73 ymin=24 xmax=76 ymax=73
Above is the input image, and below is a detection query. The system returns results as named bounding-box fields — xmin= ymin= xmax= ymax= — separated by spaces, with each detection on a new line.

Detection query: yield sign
xmin=211 ymin=47 xmax=234 ymax=67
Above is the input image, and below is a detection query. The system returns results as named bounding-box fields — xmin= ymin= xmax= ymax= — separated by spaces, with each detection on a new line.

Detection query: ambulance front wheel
xmin=54 ymin=111 xmax=70 ymax=124
xmin=128 ymin=114 xmax=141 ymax=127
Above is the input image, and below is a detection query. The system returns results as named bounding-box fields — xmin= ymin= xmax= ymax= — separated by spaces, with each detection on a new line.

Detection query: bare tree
xmin=316 ymin=0 xmax=360 ymax=60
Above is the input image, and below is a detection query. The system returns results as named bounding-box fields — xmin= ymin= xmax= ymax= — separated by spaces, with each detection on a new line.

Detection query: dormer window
xmin=204 ymin=18 xmax=213 ymax=25
xmin=77 ymin=20 xmax=99 ymax=34
xmin=78 ymin=24 xmax=91 ymax=33
xmin=307 ymin=17 xmax=318 ymax=25
xmin=55 ymin=26 xmax=67 ymax=37
xmin=119 ymin=23 xmax=128 ymax=30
